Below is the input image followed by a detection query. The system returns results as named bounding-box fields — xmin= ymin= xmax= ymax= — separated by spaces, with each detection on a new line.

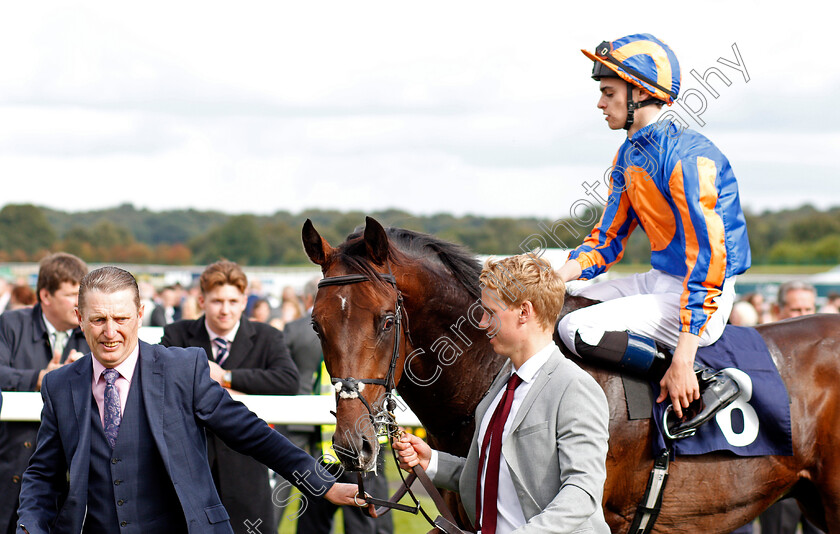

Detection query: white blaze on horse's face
xmin=339 ymin=295 xmax=348 ymax=311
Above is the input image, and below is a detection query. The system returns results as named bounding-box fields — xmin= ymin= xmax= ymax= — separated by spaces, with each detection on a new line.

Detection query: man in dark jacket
xmin=161 ymin=260 xmax=299 ymax=533
xmin=0 ymin=253 xmax=88 ymax=534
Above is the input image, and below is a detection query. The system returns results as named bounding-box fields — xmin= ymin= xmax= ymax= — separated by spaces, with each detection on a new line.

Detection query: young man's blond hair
xmin=479 ymin=255 xmax=565 ymax=331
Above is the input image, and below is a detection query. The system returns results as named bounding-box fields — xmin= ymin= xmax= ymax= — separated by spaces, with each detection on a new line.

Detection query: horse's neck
xmin=396 ymin=266 xmax=506 ymax=454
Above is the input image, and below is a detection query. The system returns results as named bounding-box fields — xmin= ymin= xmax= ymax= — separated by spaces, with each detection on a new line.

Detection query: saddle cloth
xmin=650 ymin=325 xmax=793 ymax=457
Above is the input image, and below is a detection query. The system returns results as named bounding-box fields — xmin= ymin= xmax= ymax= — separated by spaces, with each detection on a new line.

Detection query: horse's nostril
xmin=360 ymin=435 xmax=375 ymax=458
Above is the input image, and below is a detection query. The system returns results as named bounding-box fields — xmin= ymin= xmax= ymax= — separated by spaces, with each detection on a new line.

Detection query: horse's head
xmin=302 ymin=216 xmax=410 ymax=471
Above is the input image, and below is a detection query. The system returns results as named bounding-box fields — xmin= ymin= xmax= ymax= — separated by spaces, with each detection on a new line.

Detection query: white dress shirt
xmin=42 ymin=314 xmax=72 ymax=356
xmin=428 ymin=342 xmax=555 ymax=533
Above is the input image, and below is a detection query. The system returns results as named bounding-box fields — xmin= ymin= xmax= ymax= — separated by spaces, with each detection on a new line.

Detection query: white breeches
xmin=557 ymin=269 xmax=736 ymax=355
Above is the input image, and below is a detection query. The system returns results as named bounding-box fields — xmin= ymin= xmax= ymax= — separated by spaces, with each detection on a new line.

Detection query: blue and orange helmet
xmin=582 ymin=34 xmax=681 ymax=130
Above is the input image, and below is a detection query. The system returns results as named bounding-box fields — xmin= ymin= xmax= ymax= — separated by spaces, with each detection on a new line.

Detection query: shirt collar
xmin=511 ymin=342 xmax=555 ymax=384
xmin=41 ymin=313 xmax=71 ymax=338
xmin=205 ymin=320 xmax=240 ymax=344
xmin=92 ymin=342 xmax=140 ymax=384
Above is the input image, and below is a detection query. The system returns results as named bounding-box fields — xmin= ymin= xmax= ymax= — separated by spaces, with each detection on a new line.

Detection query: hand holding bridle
xmin=393 ymin=430 xmax=431 ymax=471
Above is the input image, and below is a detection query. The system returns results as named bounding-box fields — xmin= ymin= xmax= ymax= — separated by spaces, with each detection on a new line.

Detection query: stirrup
xmin=663 ymin=370 xmax=741 ymax=440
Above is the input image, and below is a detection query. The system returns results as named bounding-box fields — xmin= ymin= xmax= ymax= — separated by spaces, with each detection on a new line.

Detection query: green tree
xmin=190 ymin=215 xmax=269 ymax=265
xmin=0 ymin=204 xmax=56 ymax=255
xmin=263 ymin=220 xmax=310 ymax=265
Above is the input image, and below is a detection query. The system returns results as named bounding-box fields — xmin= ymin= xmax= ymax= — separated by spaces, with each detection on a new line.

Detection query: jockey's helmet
xmin=582 ymin=33 xmax=681 ymax=130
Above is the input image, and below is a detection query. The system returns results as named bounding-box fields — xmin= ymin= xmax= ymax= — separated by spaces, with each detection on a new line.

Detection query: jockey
xmin=556 ymin=33 xmax=751 ymax=438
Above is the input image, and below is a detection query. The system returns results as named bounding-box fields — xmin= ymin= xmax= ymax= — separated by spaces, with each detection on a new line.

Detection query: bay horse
xmin=302 ymin=216 xmax=840 ymax=533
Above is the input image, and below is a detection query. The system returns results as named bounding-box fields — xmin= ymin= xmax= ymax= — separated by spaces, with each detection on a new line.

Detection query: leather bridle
xmin=317 ymin=271 xmax=405 ymax=427
xmin=317 ymin=269 xmax=467 ymax=533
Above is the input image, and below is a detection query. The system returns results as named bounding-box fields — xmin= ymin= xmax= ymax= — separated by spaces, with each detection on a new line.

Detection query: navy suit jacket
xmin=16 ymin=342 xmax=334 ymax=534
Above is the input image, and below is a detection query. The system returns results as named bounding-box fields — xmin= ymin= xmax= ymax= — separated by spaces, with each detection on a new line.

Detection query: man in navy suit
xmin=16 ymin=266 xmax=361 ymax=534
xmin=0 ymin=253 xmax=89 ymax=534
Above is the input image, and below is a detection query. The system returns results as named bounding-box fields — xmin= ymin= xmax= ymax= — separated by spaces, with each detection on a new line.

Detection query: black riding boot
xmin=664 ymin=366 xmax=741 ymax=439
xmin=573 ymin=330 xmax=671 ymax=379
xmin=574 ymin=330 xmax=741 ymax=439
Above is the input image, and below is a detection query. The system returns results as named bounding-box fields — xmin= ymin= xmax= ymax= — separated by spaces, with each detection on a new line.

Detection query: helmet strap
xmin=624 ymin=82 xmax=635 ymax=131
xmin=624 ymin=82 xmax=661 ymax=131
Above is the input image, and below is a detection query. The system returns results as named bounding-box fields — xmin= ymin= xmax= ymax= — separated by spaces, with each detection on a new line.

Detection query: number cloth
xmin=651 ymin=325 xmax=792 ymax=456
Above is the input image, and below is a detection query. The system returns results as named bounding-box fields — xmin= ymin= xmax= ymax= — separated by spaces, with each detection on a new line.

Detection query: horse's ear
xmin=363 ymin=216 xmax=390 ymax=266
xmin=302 ymin=219 xmax=333 ymax=266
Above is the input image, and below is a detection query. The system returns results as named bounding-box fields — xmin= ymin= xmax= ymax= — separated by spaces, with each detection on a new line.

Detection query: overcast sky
xmin=1 ymin=1 xmax=838 ymax=220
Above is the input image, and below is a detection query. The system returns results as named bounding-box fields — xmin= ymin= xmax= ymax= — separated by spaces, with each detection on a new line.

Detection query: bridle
xmin=317 ymin=270 xmax=407 ymax=431
xmin=317 ymin=269 xmax=467 ymax=534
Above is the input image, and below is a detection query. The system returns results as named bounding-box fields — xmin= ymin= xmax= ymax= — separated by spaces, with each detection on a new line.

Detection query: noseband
xmin=318 ymin=271 xmax=407 ymax=430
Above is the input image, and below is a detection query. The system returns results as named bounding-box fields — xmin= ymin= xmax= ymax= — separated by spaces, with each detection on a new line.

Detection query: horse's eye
xmin=311 ymin=320 xmax=322 ymax=338
xmin=382 ymin=316 xmax=395 ymax=331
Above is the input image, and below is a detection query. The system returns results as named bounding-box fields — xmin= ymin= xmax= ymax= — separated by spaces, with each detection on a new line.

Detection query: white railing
xmin=0 ymin=391 xmax=422 ymax=426
xmin=2 ymin=328 xmax=423 ymax=426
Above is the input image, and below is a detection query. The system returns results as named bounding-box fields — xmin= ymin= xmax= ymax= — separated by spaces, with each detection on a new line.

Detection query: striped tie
xmin=213 ymin=337 xmax=229 ymax=366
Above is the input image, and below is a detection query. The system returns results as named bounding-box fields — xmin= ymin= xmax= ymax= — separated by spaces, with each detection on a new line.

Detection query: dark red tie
xmin=475 ymin=373 xmax=523 ymax=534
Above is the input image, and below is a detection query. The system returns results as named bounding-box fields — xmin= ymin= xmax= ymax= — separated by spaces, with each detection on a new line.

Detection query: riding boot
xmin=665 ymin=365 xmax=741 ymax=439
xmin=573 ymin=330 xmax=671 ymax=379
xmin=574 ymin=330 xmax=742 ymax=439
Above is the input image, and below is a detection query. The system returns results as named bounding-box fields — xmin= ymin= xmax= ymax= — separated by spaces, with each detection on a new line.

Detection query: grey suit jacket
xmin=433 ymin=348 xmax=610 ymax=534
xmin=283 ymin=312 xmax=321 ymax=396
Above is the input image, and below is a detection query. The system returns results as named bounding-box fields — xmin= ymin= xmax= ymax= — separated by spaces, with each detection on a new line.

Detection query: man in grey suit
xmin=395 ymin=254 xmax=610 ymax=534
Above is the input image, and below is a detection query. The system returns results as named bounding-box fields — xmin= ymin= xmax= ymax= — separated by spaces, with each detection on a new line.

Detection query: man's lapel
xmin=188 ymin=317 xmax=212 ymax=360
xmin=507 ymin=348 xmax=562 ymax=434
xmin=68 ymin=355 xmax=93 ymax=497
xmin=140 ymin=342 xmax=170 ymax=463
xmin=224 ymin=319 xmax=254 ymax=369
xmin=69 ymin=356 xmax=93 ymax=440
xmin=474 ymin=361 xmax=512 ymax=431
xmin=28 ymin=305 xmax=51 ymax=366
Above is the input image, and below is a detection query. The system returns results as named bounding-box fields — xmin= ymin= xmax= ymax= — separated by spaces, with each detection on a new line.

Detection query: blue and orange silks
xmin=569 ymin=120 xmax=751 ymax=337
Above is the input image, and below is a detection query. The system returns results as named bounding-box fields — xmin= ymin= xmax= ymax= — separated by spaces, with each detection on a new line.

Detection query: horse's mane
xmin=338 ymin=226 xmax=482 ymax=300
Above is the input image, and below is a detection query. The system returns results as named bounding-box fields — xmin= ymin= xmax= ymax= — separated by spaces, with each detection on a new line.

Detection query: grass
xmin=277 ymin=445 xmax=441 ymax=534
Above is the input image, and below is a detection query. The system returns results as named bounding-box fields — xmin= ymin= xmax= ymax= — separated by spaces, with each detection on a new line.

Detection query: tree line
xmin=0 ymin=203 xmax=838 ymax=266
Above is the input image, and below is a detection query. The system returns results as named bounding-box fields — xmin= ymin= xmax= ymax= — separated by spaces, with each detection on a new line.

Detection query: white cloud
xmin=0 ymin=0 xmax=838 ymax=218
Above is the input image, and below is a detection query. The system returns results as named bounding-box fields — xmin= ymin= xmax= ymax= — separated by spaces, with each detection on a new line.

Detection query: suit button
xmin=11 ymin=475 xmax=20 ymax=484
xmin=114 ymin=479 xmax=122 ymax=485
xmin=118 ymin=499 xmax=125 ymax=506
xmin=23 ymin=442 xmax=33 ymax=448
xmin=111 ymin=458 xmax=120 ymax=464
xmin=120 ymin=521 xmax=128 ymax=527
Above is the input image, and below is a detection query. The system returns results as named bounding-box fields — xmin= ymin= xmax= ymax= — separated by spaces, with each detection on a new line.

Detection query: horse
xmin=301 ymin=216 xmax=840 ymax=533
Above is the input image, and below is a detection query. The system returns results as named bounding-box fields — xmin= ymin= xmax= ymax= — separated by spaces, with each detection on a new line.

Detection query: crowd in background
xmin=5 ymin=274 xmax=838 ymax=333
xmin=129 ymin=278 xmax=308 ymax=332
xmin=728 ymin=283 xmax=839 ymax=328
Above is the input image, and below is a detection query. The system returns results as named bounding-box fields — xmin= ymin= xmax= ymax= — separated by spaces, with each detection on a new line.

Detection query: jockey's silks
xmin=570 ymin=120 xmax=751 ymax=336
